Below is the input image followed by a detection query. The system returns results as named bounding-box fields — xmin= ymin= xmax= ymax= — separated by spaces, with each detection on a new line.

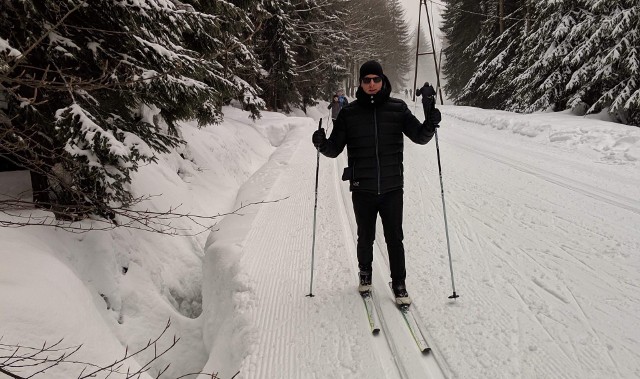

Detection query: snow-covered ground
xmin=1 ymin=98 xmax=639 ymax=378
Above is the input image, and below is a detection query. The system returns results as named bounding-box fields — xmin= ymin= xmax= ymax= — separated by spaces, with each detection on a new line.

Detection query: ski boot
xmin=392 ymin=280 xmax=412 ymax=306
xmin=358 ymin=271 xmax=372 ymax=293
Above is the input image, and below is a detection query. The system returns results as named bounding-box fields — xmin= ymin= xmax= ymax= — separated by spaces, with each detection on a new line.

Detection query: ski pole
xmin=326 ymin=113 xmax=332 ymax=135
xmin=307 ymin=118 xmax=323 ymax=298
xmin=433 ymin=128 xmax=459 ymax=299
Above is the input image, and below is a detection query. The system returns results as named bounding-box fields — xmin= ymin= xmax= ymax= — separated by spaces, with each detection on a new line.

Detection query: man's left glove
xmin=312 ymin=127 xmax=326 ymax=148
xmin=428 ymin=108 xmax=442 ymax=126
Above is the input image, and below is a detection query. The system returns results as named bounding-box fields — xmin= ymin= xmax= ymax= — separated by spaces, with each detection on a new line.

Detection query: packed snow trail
xmin=396 ymin=106 xmax=640 ymax=378
xmin=201 ymin=115 xmax=444 ymax=378
xmin=200 ymin=104 xmax=640 ymax=378
xmin=5 ymin=102 xmax=639 ymax=379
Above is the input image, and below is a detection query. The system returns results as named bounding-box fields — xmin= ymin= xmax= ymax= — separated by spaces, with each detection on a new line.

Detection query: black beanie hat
xmin=359 ymin=60 xmax=384 ymax=80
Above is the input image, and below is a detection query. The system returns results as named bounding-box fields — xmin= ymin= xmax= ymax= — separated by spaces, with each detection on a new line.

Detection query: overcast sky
xmin=397 ymin=0 xmax=447 ymax=93
xmin=398 ymin=0 xmax=444 ymax=46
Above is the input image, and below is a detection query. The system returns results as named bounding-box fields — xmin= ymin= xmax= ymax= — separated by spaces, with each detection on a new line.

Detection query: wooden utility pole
xmin=412 ymin=0 xmax=444 ymax=104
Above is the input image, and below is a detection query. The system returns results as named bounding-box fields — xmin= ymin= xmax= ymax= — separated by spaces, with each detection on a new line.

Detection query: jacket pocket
xmin=342 ymin=166 xmax=353 ymax=181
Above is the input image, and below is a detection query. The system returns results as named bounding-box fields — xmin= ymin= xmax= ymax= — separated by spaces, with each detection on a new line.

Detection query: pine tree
xmin=567 ymin=0 xmax=640 ymax=124
xmin=506 ymin=0 xmax=585 ymax=113
xmin=379 ymin=0 xmax=412 ymax=90
xmin=319 ymin=0 xmax=352 ymax=99
xmin=0 ymin=0 xmax=258 ymax=218
xmin=441 ymin=0 xmax=484 ymax=101
xmin=338 ymin=0 xmax=414 ymax=94
xmin=456 ymin=0 xmax=526 ymax=108
xmin=257 ymin=0 xmax=301 ymax=112
xmin=442 ymin=0 xmax=639 ymax=127
xmin=342 ymin=0 xmax=387 ymax=95
xmin=195 ymin=0 xmax=266 ymax=117
xmin=292 ymin=0 xmax=350 ymax=111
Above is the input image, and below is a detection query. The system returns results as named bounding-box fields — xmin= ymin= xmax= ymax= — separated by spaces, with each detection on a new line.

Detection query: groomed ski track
xmin=204 ymin=105 xmax=640 ymax=378
xmin=204 ymin=115 xmax=447 ymax=378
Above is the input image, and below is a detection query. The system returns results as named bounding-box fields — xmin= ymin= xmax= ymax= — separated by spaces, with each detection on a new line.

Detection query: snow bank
xmin=444 ymin=106 xmax=640 ymax=164
xmin=199 ymin=113 xmax=315 ymax=378
xmin=0 ymin=106 xmax=289 ymax=378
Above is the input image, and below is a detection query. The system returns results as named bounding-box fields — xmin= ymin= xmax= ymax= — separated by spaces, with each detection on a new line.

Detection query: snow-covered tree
xmin=379 ymin=0 xmax=413 ymax=89
xmin=443 ymin=0 xmax=639 ymax=126
xmin=456 ymin=0 xmax=526 ymax=108
xmin=292 ymin=0 xmax=350 ymax=111
xmin=441 ymin=0 xmax=485 ymax=101
xmin=256 ymin=0 xmax=301 ymax=112
xmin=194 ymin=0 xmax=266 ymax=117
xmin=0 ymin=0 xmax=260 ymax=218
xmin=566 ymin=0 xmax=640 ymax=124
xmin=505 ymin=0 xmax=585 ymax=113
xmin=338 ymin=0 xmax=413 ymax=94
xmin=341 ymin=0 xmax=387 ymax=95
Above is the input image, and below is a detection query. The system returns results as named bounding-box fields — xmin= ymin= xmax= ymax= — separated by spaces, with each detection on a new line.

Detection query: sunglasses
xmin=361 ymin=76 xmax=382 ymax=84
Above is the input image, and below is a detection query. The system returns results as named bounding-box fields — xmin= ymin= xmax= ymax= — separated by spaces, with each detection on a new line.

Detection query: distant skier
xmin=328 ymin=95 xmax=341 ymax=122
xmin=312 ymin=60 xmax=442 ymax=305
xmin=337 ymin=89 xmax=349 ymax=109
xmin=404 ymin=88 xmax=408 ymax=98
xmin=416 ymin=82 xmax=436 ymax=111
xmin=328 ymin=92 xmax=348 ymax=122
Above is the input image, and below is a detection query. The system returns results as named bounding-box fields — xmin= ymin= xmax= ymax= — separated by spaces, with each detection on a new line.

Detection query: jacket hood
xmin=355 ymin=75 xmax=392 ymax=108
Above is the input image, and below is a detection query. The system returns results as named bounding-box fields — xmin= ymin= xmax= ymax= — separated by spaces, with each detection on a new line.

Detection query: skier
xmin=327 ymin=94 xmax=342 ymax=122
xmin=328 ymin=91 xmax=349 ymax=122
xmin=312 ymin=60 xmax=442 ymax=305
xmin=404 ymin=88 xmax=408 ymax=98
xmin=337 ymin=89 xmax=349 ymax=109
xmin=416 ymin=82 xmax=436 ymax=111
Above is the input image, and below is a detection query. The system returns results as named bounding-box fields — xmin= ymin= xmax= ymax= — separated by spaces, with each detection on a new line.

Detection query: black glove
xmin=423 ymin=100 xmax=441 ymax=131
xmin=428 ymin=108 xmax=442 ymax=126
xmin=312 ymin=127 xmax=326 ymax=148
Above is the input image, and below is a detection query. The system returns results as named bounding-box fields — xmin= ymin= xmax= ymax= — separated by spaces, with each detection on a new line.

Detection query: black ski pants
xmin=352 ymin=189 xmax=406 ymax=282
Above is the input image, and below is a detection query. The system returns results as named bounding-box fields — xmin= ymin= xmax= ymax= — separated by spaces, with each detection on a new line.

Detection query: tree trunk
xmin=30 ymin=170 xmax=50 ymax=205
xmin=525 ymin=0 xmax=531 ymax=34
xmin=499 ymin=0 xmax=505 ymax=34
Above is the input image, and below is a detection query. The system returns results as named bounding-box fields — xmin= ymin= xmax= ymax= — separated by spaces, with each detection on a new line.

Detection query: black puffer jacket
xmin=416 ymin=83 xmax=436 ymax=103
xmin=319 ymin=76 xmax=435 ymax=194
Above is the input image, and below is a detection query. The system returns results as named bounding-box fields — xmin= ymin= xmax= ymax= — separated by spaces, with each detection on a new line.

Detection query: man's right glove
xmin=312 ymin=127 xmax=326 ymax=148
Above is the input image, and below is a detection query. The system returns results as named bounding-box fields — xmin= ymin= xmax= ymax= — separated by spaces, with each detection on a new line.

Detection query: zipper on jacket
xmin=374 ymin=108 xmax=381 ymax=195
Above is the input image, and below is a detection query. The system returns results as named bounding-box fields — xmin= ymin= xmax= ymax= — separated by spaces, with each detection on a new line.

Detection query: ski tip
xmin=372 ymin=328 xmax=380 ymax=335
xmin=421 ymin=347 xmax=431 ymax=355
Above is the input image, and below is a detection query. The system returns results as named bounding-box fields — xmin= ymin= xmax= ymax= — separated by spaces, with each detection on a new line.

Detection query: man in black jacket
xmin=312 ymin=60 xmax=441 ymax=305
xmin=416 ymin=82 xmax=437 ymax=111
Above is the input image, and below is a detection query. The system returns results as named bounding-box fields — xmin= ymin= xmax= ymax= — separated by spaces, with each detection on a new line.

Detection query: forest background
xmin=1 ymin=0 xmax=638 ymax=229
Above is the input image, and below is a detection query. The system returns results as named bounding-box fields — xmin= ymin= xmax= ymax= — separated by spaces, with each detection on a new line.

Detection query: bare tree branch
xmin=0 ymin=320 xmax=234 ymax=379
xmin=0 ymin=197 xmax=288 ymax=236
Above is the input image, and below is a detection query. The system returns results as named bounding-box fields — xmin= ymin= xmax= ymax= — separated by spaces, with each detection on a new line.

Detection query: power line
xmin=427 ymin=0 xmax=532 ymax=22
